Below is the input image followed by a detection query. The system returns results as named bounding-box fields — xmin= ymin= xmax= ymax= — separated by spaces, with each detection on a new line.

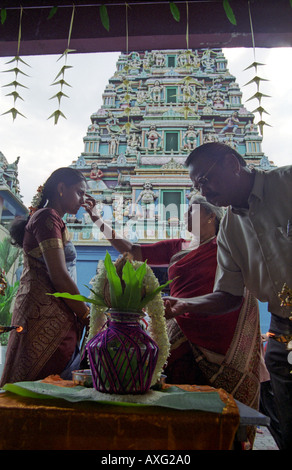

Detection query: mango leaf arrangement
xmin=50 ymin=252 xmax=171 ymax=385
xmin=51 ymin=251 xmax=171 ymax=312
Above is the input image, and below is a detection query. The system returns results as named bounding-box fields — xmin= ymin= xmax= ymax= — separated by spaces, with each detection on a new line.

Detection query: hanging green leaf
xmin=1 ymin=6 xmax=30 ymax=122
xmin=2 ymin=80 xmax=28 ymax=89
xmin=1 ymin=108 xmax=26 ymax=121
xmin=257 ymin=120 xmax=272 ymax=128
xmin=181 ymin=104 xmax=194 ymax=119
xmin=185 ymin=1 xmax=189 ymax=49
xmin=243 ymin=61 xmax=265 ymax=71
xmin=122 ymin=93 xmax=131 ymax=103
xmin=1 ymin=8 xmax=7 ymax=25
xmin=5 ymin=56 xmax=31 ymax=67
xmin=251 ymin=106 xmax=270 ymax=115
xmin=5 ymin=91 xmax=24 ymax=102
xmin=47 ymin=6 xmax=58 ymax=20
xmin=100 ymin=4 xmax=110 ymax=31
xmin=122 ymin=63 xmax=130 ymax=73
xmin=53 ymin=65 xmax=73 ymax=81
xmin=223 ymin=0 xmax=237 ymax=25
xmin=169 ymin=2 xmax=180 ymax=22
xmin=243 ymin=76 xmax=269 ymax=87
xmin=49 ymin=91 xmax=70 ymax=105
xmin=245 ymin=91 xmax=271 ymax=103
xmin=122 ymin=121 xmax=133 ymax=134
xmin=50 ymin=79 xmax=72 ymax=88
xmin=123 ymin=106 xmax=131 ymax=116
xmin=256 ymin=120 xmax=272 ymax=136
xmin=47 ymin=5 xmax=75 ymax=125
xmin=57 ymin=49 xmax=76 ymax=61
xmin=2 ymin=67 xmax=30 ymax=78
xmin=47 ymin=109 xmax=67 ymax=125
xmin=66 ymin=5 xmax=75 ymax=49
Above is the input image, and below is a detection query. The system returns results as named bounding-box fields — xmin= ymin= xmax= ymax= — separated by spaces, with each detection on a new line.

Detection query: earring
xmin=59 ymin=192 xmax=63 ymax=197
xmin=208 ymin=219 xmax=212 ymax=224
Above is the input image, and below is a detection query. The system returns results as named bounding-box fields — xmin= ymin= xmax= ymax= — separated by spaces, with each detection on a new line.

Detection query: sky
xmin=0 ymin=47 xmax=291 ymax=208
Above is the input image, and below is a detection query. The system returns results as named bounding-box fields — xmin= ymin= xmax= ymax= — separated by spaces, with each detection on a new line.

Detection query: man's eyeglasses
xmin=193 ymin=158 xmax=218 ymax=191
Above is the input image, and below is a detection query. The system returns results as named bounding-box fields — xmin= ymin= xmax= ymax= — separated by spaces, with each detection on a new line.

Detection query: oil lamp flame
xmin=0 ymin=325 xmax=23 ymax=334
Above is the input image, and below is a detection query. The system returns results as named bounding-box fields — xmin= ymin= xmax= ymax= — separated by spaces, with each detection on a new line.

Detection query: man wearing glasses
xmin=164 ymin=142 xmax=292 ymax=450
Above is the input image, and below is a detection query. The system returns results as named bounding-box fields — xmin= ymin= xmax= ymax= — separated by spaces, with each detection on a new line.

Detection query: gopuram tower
xmin=68 ymin=49 xmax=272 ymax=291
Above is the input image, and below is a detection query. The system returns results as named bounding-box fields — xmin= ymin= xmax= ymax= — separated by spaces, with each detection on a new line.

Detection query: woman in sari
xmin=0 ymin=168 xmax=95 ymax=386
xmin=86 ymin=195 xmax=261 ymax=416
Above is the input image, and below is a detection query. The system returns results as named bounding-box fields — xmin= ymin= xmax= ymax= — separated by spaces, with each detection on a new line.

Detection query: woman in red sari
xmin=86 ymin=195 xmax=261 ymax=414
xmin=0 ymin=168 xmax=95 ymax=386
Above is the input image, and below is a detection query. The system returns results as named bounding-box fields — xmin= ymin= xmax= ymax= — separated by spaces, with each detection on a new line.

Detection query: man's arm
xmin=163 ymin=291 xmax=243 ymax=319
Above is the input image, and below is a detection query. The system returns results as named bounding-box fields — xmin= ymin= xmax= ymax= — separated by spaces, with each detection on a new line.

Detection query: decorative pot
xmin=86 ymin=310 xmax=159 ymax=394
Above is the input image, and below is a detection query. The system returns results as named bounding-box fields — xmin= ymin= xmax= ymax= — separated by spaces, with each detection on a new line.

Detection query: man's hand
xmin=82 ymin=194 xmax=99 ymax=222
xmin=163 ymin=296 xmax=190 ymax=319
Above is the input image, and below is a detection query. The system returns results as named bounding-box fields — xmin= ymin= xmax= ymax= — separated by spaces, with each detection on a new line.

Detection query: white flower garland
xmin=87 ymin=259 xmax=170 ymax=386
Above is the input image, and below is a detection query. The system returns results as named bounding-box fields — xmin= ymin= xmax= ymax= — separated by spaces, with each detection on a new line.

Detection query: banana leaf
xmin=3 ymin=381 xmax=227 ymax=414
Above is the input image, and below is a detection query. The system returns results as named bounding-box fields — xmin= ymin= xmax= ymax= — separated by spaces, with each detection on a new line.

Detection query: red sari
xmin=141 ymin=238 xmax=261 ymax=415
xmin=141 ymin=238 xmax=240 ymax=355
xmin=0 ymin=208 xmax=81 ymax=387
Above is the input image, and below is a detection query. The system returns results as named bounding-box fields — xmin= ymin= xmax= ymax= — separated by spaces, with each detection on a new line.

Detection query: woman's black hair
xmin=10 ymin=167 xmax=86 ymax=248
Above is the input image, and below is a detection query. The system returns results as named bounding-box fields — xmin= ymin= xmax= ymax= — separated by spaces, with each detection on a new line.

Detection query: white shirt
xmin=214 ymin=165 xmax=292 ymax=318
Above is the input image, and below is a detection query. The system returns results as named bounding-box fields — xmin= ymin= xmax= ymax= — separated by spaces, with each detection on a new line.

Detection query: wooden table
xmin=0 ymin=386 xmax=241 ymax=451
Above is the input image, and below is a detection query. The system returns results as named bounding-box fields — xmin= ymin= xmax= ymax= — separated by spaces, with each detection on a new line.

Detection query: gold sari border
xmin=28 ymin=238 xmax=63 ymax=258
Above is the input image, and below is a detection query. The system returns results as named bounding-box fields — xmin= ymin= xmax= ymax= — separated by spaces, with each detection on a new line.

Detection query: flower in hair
xmin=29 ymin=185 xmax=44 ymax=216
